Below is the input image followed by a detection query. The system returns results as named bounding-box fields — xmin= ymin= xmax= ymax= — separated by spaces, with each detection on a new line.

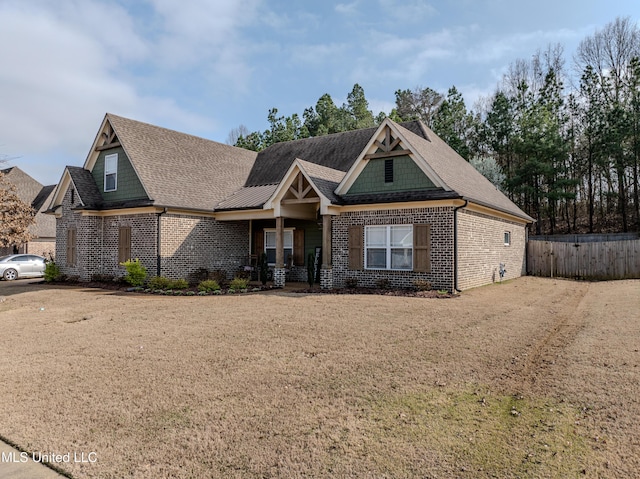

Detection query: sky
xmin=0 ymin=0 xmax=638 ymax=186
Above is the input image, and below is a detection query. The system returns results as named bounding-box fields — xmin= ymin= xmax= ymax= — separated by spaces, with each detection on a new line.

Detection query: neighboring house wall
xmin=160 ymin=214 xmax=249 ymax=281
xmin=24 ymin=240 xmax=56 ymax=258
xmin=345 ymin=156 xmax=437 ymax=195
xmin=456 ymin=209 xmax=527 ymax=290
xmin=332 ymin=207 xmax=455 ymax=291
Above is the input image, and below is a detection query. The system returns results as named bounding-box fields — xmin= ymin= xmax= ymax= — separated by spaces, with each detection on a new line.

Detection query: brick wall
xmin=159 ymin=215 xmax=249 ymax=281
xmin=55 ymin=184 xmax=250 ymax=282
xmin=332 ymin=207 xmax=455 ymax=291
xmin=25 ymin=240 xmax=55 ymax=258
xmin=101 ymin=214 xmax=157 ymax=278
xmin=456 ymin=209 xmax=527 ymax=290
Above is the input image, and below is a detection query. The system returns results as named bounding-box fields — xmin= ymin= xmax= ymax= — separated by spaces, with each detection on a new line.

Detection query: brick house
xmin=1 ymin=167 xmax=56 ymax=257
xmin=46 ymin=113 xmax=532 ymax=291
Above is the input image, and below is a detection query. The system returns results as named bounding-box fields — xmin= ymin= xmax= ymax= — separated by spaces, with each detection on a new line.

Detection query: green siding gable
xmin=345 ymin=155 xmax=436 ymax=195
xmin=91 ymin=147 xmax=148 ymax=202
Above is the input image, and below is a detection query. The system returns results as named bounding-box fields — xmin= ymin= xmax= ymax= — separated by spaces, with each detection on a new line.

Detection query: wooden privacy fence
xmin=527 ymin=235 xmax=640 ymax=280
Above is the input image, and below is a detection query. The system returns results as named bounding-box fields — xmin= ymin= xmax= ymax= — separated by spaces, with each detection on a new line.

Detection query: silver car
xmin=0 ymin=254 xmax=47 ymax=280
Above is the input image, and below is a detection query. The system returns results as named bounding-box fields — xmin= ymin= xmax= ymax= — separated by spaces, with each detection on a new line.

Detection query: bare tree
xmin=226 ymin=124 xmax=250 ymax=146
xmin=0 ymin=169 xmax=35 ymax=249
xmin=575 ymin=16 xmax=640 ymax=102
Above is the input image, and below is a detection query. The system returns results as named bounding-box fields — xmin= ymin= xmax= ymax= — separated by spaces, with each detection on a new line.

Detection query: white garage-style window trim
xmin=365 ymin=225 xmax=413 ymax=270
xmin=104 ymin=153 xmax=118 ymax=192
xmin=264 ymin=229 xmax=294 ymax=266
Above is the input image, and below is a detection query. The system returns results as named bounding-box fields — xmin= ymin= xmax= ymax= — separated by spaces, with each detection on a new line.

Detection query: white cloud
xmin=335 ymin=2 xmax=360 ymax=15
xmin=0 ymin=0 xmax=217 ymax=183
xmin=146 ymin=0 xmax=262 ymax=67
xmin=378 ymin=0 xmax=437 ymax=23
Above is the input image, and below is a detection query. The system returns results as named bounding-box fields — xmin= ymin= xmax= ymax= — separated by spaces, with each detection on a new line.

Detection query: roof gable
xmin=395 ymin=123 xmax=533 ymax=221
xmin=83 ymin=114 xmax=258 ymax=210
xmin=335 ymin=118 xmax=448 ymax=195
xmin=47 ymin=166 xmax=104 ymax=213
xmin=264 ymin=159 xmax=345 ymax=216
xmin=244 ymin=120 xmax=429 ymax=187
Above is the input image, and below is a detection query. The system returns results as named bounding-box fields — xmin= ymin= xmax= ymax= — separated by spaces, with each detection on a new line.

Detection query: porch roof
xmin=215 ymin=184 xmax=278 ymax=210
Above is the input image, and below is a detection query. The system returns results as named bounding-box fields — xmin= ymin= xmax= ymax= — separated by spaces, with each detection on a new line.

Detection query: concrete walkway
xmin=0 ymin=440 xmax=68 ymax=478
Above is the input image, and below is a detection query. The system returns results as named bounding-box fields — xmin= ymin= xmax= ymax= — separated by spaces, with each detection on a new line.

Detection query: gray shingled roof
xmin=396 ymin=123 xmax=533 ymax=221
xmin=67 ymin=166 xmax=104 ymax=209
xmin=107 ymin=114 xmax=258 ymax=210
xmin=296 ymin=159 xmax=345 ymax=205
xmin=245 ymin=121 xmax=427 ymax=186
xmin=1 ymin=167 xmax=56 ymax=238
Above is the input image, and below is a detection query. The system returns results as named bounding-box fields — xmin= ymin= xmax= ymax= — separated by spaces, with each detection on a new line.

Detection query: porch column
xmin=274 ymin=216 xmax=286 ymax=287
xmin=320 ymin=214 xmax=333 ymax=289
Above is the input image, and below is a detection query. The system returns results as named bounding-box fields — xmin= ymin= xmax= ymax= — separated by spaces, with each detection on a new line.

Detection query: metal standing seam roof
xmin=214 ymin=184 xmax=278 ymax=210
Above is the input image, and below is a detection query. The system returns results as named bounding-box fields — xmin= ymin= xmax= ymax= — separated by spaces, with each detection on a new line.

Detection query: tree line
xmin=231 ymin=17 xmax=640 ymax=235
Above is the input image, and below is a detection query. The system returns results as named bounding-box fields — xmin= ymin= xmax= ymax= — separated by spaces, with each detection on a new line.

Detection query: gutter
xmin=157 ymin=208 xmax=167 ymax=276
xmin=453 ymin=200 xmax=468 ymax=293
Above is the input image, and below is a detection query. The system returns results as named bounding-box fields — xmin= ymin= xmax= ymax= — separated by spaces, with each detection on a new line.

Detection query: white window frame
xmin=365 ymin=224 xmax=413 ymax=270
xmin=104 ymin=153 xmax=118 ymax=192
xmin=264 ymin=228 xmax=294 ymax=266
xmin=504 ymin=231 xmax=511 ymax=246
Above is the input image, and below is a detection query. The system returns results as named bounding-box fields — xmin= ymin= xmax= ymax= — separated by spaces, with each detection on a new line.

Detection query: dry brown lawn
xmin=0 ymin=276 xmax=638 ymax=478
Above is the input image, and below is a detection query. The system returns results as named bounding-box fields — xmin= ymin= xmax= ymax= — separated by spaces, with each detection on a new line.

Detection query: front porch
xmin=246 ymin=213 xmax=333 ymax=289
xmin=216 ymin=163 xmax=340 ymax=289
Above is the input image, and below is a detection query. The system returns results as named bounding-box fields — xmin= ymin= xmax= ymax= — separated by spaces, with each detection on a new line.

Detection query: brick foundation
xmin=273 ymin=267 xmax=286 ymax=287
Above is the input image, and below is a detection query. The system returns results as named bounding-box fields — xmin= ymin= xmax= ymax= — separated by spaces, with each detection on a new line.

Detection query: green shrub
xmin=375 ymin=278 xmax=391 ymax=289
xmin=169 ymin=278 xmax=189 ymax=290
xmin=229 ymin=277 xmax=249 ymax=290
xmin=209 ymin=269 xmax=228 ymax=287
xmin=120 ymin=259 xmax=147 ymax=287
xmin=43 ymin=260 xmax=61 ymax=282
xmin=148 ymin=276 xmax=171 ymax=290
xmin=198 ymin=279 xmax=220 ymax=292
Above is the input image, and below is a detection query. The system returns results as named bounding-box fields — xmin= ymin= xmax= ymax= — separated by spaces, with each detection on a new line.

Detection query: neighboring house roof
xmin=31 ymin=185 xmax=56 ymax=212
xmin=104 ymin=114 xmax=258 ymax=210
xmin=1 ymin=167 xmax=44 ymax=205
xmin=1 ymin=166 xmax=56 ymax=238
xmin=244 ymin=121 xmax=428 ymax=186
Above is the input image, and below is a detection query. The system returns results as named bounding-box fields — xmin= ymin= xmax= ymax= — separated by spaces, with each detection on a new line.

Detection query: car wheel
xmin=3 ymin=268 xmax=18 ymax=281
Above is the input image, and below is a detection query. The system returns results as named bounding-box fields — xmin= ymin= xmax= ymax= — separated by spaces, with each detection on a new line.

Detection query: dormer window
xmin=104 ymin=154 xmax=118 ymax=192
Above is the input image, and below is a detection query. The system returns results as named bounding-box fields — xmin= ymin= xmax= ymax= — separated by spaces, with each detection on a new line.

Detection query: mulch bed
xmin=41 ymin=280 xmax=454 ymax=298
xmin=292 ymin=287 xmax=455 ymax=298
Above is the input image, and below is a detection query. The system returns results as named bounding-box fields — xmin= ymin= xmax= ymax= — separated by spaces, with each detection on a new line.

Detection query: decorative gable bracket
xmin=95 ymin=122 xmax=121 ymax=151
xmin=364 ymin=125 xmax=411 ymax=160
